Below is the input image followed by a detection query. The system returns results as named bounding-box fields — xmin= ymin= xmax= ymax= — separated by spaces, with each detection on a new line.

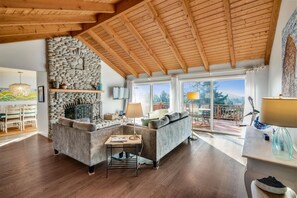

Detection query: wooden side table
xmin=242 ymin=127 xmax=297 ymax=198
xmin=105 ymin=135 xmax=142 ymax=178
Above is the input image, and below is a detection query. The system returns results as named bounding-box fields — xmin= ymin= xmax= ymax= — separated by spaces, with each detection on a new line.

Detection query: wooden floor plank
xmin=0 ymin=134 xmax=247 ymax=198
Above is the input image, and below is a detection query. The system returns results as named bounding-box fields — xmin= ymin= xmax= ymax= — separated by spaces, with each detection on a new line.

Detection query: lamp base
xmin=129 ymin=135 xmax=140 ymax=140
xmin=190 ymin=132 xmax=198 ymax=141
xmin=272 ymin=127 xmax=293 ymax=160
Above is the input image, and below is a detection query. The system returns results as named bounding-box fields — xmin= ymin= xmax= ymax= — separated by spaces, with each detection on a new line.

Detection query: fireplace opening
xmin=64 ymin=101 xmax=93 ymax=122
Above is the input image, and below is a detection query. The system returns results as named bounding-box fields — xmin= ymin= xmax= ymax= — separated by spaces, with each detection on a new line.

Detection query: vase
xmin=272 ymin=127 xmax=294 ymax=160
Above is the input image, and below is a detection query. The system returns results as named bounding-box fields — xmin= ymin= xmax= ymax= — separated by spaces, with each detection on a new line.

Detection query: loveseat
xmin=52 ymin=112 xmax=191 ymax=174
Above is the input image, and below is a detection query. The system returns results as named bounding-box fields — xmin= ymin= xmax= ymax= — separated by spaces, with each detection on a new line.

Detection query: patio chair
xmin=22 ymin=105 xmax=37 ymax=130
xmin=1 ymin=106 xmax=23 ymax=133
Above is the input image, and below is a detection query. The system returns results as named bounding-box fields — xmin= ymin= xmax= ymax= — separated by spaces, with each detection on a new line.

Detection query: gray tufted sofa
xmin=52 ymin=113 xmax=191 ymax=174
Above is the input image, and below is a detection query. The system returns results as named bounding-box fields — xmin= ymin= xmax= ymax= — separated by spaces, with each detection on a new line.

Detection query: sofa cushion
xmin=73 ymin=122 xmax=96 ymax=132
xmin=141 ymin=118 xmax=158 ymax=126
xmin=149 ymin=116 xmax=170 ymax=129
xmin=57 ymin=117 xmax=74 ymax=127
xmin=166 ymin=112 xmax=180 ymax=122
xmin=179 ymin=111 xmax=189 ymax=118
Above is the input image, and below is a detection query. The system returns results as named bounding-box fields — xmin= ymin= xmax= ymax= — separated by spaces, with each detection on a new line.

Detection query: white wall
xmin=36 ymin=71 xmax=49 ymax=137
xmin=268 ymin=0 xmax=297 ymax=149
xmin=101 ymin=61 xmax=125 ymax=115
xmin=0 ymin=40 xmax=46 ymax=71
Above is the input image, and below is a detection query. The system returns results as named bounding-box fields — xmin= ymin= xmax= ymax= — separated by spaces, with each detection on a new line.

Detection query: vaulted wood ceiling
xmin=0 ymin=0 xmax=281 ymax=78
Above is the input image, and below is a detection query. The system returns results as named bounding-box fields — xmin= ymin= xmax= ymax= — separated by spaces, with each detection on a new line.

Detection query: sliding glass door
xmin=182 ymin=78 xmax=245 ymax=134
xmin=213 ymin=79 xmax=245 ymax=134
xmin=133 ymin=84 xmax=150 ymax=115
xmin=183 ymin=81 xmax=211 ymax=131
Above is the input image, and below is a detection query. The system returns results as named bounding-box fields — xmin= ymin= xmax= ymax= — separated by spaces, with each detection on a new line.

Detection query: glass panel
xmin=213 ymin=79 xmax=245 ymax=134
xmin=183 ymin=81 xmax=211 ymax=131
xmin=152 ymin=83 xmax=170 ymax=110
xmin=133 ymin=84 xmax=150 ymax=115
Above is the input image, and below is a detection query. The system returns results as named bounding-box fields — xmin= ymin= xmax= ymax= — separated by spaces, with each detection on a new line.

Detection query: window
xmin=152 ymin=83 xmax=170 ymax=111
xmin=133 ymin=82 xmax=170 ymax=115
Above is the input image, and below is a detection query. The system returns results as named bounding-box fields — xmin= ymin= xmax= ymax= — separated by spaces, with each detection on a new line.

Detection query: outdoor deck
xmin=193 ymin=119 xmax=243 ymax=135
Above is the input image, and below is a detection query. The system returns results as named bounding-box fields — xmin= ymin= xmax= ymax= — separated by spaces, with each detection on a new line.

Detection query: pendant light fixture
xmin=9 ymin=72 xmax=31 ymax=96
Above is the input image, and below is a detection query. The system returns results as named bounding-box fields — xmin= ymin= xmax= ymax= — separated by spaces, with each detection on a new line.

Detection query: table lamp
xmin=260 ymin=97 xmax=297 ymax=160
xmin=187 ymin=92 xmax=200 ymax=141
xmin=125 ymin=103 xmax=143 ymax=140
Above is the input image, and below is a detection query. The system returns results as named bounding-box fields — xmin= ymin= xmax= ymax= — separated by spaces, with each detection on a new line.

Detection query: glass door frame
xmin=180 ymin=75 xmax=246 ymax=133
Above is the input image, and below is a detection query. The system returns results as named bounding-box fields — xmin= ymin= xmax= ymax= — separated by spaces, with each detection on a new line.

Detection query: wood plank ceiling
xmin=0 ymin=0 xmax=281 ymax=78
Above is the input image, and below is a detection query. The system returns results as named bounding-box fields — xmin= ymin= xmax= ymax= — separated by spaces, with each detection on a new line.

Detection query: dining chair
xmin=2 ymin=106 xmax=23 ymax=133
xmin=22 ymin=105 xmax=37 ymax=130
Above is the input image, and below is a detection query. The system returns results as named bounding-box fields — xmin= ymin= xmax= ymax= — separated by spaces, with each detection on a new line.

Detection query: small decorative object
xmin=253 ymin=116 xmax=270 ymax=130
xmin=125 ymin=103 xmax=143 ymax=140
xmin=97 ymin=83 xmax=102 ymax=90
xmin=264 ymin=133 xmax=270 ymax=141
xmin=52 ymin=81 xmax=59 ymax=89
xmin=255 ymin=176 xmax=287 ymax=194
xmin=60 ymin=83 xmax=67 ymax=89
xmin=260 ymin=97 xmax=297 ymax=160
xmin=38 ymin=86 xmax=45 ymax=102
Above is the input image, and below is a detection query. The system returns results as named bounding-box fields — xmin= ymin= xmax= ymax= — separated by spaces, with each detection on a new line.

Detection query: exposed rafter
xmin=102 ymin=24 xmax=152 ymax=77
xmin=77 ymin=35 xmax=126 ymax=78
xmin=0 ymin=32 xmax=69 ymax=43
xmin=0 ymin=15 xmax=96 ymax=26
xmin=121 ymin=15 xmax=168 ymax=75
xmin=88 ymin=30 xmax=138 ymax=77
xmin=73 ymin=0 xmax=145 ymax=37
xmin=264 ymin=0 xmax=281 ymax=65
xmin=223 ymin=0 xmax=236 ymax=69
xmin=145 ymin=1 xmax=187 ymax=73
xmin=180 ymin=0 xmax=209 ymax=71
xmin=0 ymin=24 xmax=82 ymax=37
xmin=0 ymin=0 xmax=115 ymax=13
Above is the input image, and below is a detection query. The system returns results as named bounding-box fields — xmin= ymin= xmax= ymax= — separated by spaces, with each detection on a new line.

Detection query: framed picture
xmin=38 ymin=86 xmax=45 ymax=102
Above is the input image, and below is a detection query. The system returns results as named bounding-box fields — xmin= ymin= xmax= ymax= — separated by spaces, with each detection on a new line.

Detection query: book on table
xmin=111 ymin=136 xmax=128 ymax=142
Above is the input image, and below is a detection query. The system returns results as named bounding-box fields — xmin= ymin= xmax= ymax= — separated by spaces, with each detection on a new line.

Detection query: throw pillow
xmin=73 ymin=122 xmax=96 ymax=132
xmin=149 ymin=116 xmax=170 ymax=129
xmin=166 ymin=112 xmax=180 ymax=122
xmin=57 ymin=117 xmax=74 ymax=127
xmin=141 ymin=118 xmax=158 ymax=126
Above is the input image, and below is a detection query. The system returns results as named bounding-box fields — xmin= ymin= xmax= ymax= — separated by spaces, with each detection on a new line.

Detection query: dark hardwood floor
xmin=0 ymin=134 xmax=247 ymax=198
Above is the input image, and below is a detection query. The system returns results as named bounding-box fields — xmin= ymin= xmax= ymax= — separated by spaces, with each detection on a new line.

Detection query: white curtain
xmin=170 ymin=75 xmax=181 ymax=112
xmin=243 ymin=67 xmax=269 ymax=125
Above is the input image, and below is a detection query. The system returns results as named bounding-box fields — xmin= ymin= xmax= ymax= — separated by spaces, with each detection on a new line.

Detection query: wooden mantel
xmin=49 ymin=89 xmax=104 ymax=93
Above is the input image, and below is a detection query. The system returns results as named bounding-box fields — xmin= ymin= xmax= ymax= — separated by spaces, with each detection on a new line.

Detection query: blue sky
xmin=153 ymin=84 xmax=170 ymax=95
xmin=183 ymin=79 xmax=245 ymax=97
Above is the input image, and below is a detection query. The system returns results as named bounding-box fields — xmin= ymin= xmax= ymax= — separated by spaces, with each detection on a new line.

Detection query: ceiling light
xmin=9 ymin=72 xmax=31 ymax=96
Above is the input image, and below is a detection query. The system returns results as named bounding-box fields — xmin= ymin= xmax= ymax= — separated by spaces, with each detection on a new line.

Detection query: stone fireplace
xmin=47 ymin=36 xmax=102 ymax=138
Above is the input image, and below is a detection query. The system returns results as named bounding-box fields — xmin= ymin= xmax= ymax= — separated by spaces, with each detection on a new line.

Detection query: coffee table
xmin=105 ymin=135 xmax=142 ymax=178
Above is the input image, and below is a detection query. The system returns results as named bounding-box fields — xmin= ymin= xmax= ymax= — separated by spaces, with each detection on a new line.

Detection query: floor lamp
xmin=187 ymin=92 xmax=200 ymax=141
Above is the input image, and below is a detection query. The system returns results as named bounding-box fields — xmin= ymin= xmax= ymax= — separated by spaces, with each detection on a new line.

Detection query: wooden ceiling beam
xmin=76 ymin=35 xmax=126 ymax=78
xmin=0 ymin=24 xmax=82 ymax=37
xmin=145 ymin=1 xmax=187 ymax=73
xmin=0 ymin=32 xmax=69 ymax=43
xmin=121 ymin=15 xmax=167 ymax=75
xmin=88 ymin=30 xmax=138 ymax=77
xmin=102 ymin=24 xmax=152 ymax=77
xmin=0 ymin=15 xmax=96 ymax=26
xmin=223 ymin=0 xmax=236 ymax=69
xmin=264 ymin=0 xmax=281 ymax=65
xmin=73 ymin=0 xmax=145 ymax=37
xmin=180 ymin=0 xmax=209 ymax=72
xmin=0 ymin=0 xmax=115 ymax=13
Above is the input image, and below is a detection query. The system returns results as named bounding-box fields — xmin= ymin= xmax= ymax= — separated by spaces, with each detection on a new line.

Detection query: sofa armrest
xmin=53 ymin=124 xmax=91 ymax=166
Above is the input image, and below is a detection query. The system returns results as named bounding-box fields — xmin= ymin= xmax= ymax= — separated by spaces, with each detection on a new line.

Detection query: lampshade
xmin=260 ymin=97 xmax=297 ymax=128
xmin=9 ymin=72 xmax=31 ymax=96
xmin=187 ymin=92 xmax=200 ymax=100
xmin=125 ymin=103 xmax=143 ymax=118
